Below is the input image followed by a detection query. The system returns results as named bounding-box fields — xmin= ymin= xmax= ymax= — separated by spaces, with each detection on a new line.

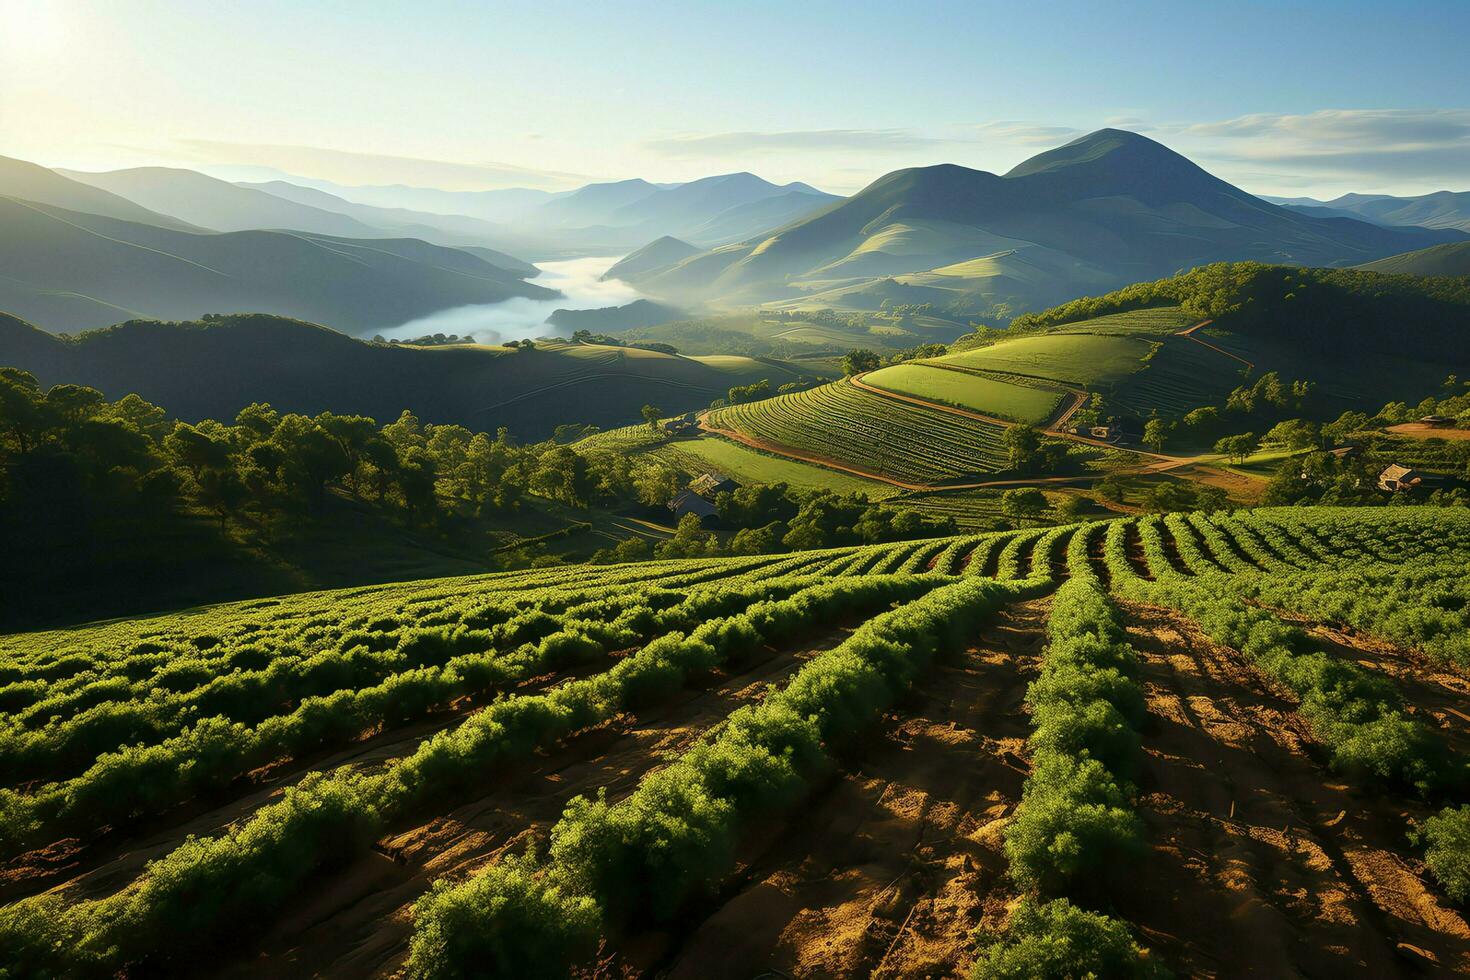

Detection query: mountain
xmin=1272 ymin=191 xmax=1470 ymax=234
xmin=0 ymin=156 xmax=200 ymax=230
xmin=518 ymin=173 xmax=840 ymax=248
xmin=59 ymin=166 xmax=382 ymax=236
xmin=0 ymin=196 xmax=554 ymax=333
xmin=682 ymin=188 xmax=843 ymax=245
xmin=1356 ymin=241 xmax=1470 ymax=277
xmin=601 ymin=236 xmax=701 ymax=281
xmin=237 ymin=180 xmax=537 ymax=270
xmin=622 ymin=129 xmax=1463 ymax=314
xmin=535 ymin=178 xmax=662 ymax=227
xmin=0 ymin=312 xmax=810 ymax=438
xmin=256 ymin=177 xmax=561 ymax=223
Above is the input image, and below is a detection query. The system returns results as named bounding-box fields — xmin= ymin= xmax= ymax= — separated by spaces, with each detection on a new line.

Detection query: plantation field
xmin=861 ymin=363 xmax=1063 ymax=424
xmin=655 ymin=435 xmax=898 ymax=496
xmin=5 ymin=507 xmax=1470 ymax=978
xmin=1039 ymin=305 xmax=1196 ymax=335
xmin=707 ymin=379 xmax=1012 ymax=485
xmin=937 ymin=332 xmax=1156 ymax=387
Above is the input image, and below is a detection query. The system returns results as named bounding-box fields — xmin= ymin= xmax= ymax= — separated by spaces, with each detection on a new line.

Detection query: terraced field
xmin=861 ymin=363 xmax=1063 ymax=424
xmin=707 ymin=379 xmax=1012 ymax=485
xmin=4 ymin=507 xmax=1470 ymax=978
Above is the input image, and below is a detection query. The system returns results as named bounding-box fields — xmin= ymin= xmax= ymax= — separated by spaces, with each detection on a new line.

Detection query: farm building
xmin=667 ymin=491 xmax=718 ymax=525
xmin=1419 ymin=415 xmax=1456 ymax=428
xmin=1377 ymin=463 xmax=1444 ymax=493
xmin=689 ymin=471 xmax=738 ymax=498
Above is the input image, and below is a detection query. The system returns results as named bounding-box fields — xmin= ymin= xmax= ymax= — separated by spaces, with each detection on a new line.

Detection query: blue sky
xmin=2 ymin=0 xmax=1467 ymax=196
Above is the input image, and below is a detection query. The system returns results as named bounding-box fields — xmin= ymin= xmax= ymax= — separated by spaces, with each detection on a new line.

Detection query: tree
xmin=631 ymin=462 xmax=680 ymax=508
xmin=1142 ymin=418 xmax=1174 ymax=452
xmin=1003 ymin=424 xmax=1043 ymax=472
xmin=1001 ymin=488 xmax=1047 ymax=527
xmin=1213 ymin=433 xmax=1256 ymax=464
xmin=641 ymin=404 xmax=663 ymax=432
xmin=1055 ymin=494 xmax=1087 ymax=521
xmin=655 ymin=512 xmax=719 ymax=558
xmin=1260 ymin=418 xmax=1319 ymax=451
xmin=841 ymin=349 xmax=881 ymax=377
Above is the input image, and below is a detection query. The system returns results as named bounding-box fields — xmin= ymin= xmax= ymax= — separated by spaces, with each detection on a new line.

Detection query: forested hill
xmin=1007 ymin=261 xmax=1470 ymax=358
xmin=0 ymin=312 xmax=810 ymax=438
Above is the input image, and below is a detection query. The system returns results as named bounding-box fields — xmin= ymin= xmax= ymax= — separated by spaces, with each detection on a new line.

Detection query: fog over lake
xmin=377 ymin=256 xmax=641 ymax=343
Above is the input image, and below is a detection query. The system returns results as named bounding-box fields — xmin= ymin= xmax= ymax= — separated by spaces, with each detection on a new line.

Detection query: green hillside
xmin=0 ymin=197 xmax=552 ymax=333
xmin=0 ymin=312 xmax=816 ymax=437
xmin=1356 ymin=241 xmax=1470 ymax=277
xmin=619 ymin=130 xmax=1460 ymax=316
xmin=601 ymin=235 xmax=700 ymax=280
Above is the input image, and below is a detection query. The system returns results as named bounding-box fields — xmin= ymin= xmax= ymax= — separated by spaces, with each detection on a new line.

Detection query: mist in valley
xmin=376 ymin=256 xmax=643 ymax=344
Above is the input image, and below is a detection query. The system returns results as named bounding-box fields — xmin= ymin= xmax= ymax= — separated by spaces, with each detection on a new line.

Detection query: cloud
xmin=170 ymin=140 xmax=593 ymax=191
xmin=1171 ymin=109 xmax=1470 ymax=190
xmin=971 ymin=121 xmax=1084 ymax=145
xmin=646 ymin=128 xmax=951 ymax=156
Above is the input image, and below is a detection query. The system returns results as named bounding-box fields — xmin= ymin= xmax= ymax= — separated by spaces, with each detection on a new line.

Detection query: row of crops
xmin=3 ymin=506 xmax=1470 ymax=975
xmin=708 ymin=379 xmax=1011 ymax=484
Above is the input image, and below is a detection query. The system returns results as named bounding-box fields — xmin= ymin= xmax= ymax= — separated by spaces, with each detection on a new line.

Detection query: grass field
xmin=709 ymin=380 xmax=1011 ymax=484
xmin=6 ymin=508 xmax=1470 ymax=977
xmin=1042 ymin=306 xmax=1196 ymax=335
xmin=938 ymin=332 xmax=1156 ymax=386
xmin=656 ymin=436 xmax=898 ymax=496
xmin=862 ymin=362 xmax=1063 ymax=423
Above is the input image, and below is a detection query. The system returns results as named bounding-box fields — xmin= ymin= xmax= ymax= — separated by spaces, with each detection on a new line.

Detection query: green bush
xmin=1411 ymin=805 xmax=1470 ymax=903
xmin=406 ymin=853 xmax=599 ymax=980
xmin=971 ymin=897 xmax=1164 ymax=979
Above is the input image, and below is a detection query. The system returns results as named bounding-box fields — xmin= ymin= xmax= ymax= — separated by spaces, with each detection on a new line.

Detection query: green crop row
xmin=0 ymin=573 xmax=938 ymax=978
xmin=709 ymin=380 xmax=1010 ymax=484
xmin=975 ymin=557 xmax=1160 ymax=978
xmin=406 ymin=574 xmax=1044 ymax=978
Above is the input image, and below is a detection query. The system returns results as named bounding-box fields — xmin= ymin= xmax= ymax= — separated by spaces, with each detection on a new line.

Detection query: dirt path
xmin=1115 ymin=602 xmax=1470 ymax=978
xmin=1175 ymin=319 xmax=1255 ymax=372
xmin=206 ymin=628 xmax=857 ymax=979
xmin=632 ymin=598 xmax=1050 ymax=980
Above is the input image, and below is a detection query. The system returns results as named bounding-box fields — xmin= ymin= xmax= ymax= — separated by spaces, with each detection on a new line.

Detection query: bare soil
xmin=621 ymin=598 xmax=1050 ymax=980
xmin=1116 ymin=602 xmax=1470 ymax=978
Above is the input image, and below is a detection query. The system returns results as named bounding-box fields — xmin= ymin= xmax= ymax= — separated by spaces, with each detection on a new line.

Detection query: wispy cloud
xmin=971 ymin=121 xmax=1084 ymax=145
xmin=1168 ymin=109 xmax=1470 ymax=191
xmin=646 ymin=128 xmax=952 ymax=156
xmin=171 ymin=140 xmax=594 ymax=191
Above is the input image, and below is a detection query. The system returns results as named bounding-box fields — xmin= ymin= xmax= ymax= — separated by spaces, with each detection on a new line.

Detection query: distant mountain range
xmin=0 ymin=189 xmax=553 ymax=332
xmin=1267 ymin=191 xmax=1470 ymax=233
xmin=611 ymin=129 xmax=1465 ymax=318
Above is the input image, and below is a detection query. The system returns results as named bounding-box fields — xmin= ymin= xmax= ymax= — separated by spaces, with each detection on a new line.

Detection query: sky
xmin=2 ymin=0 xmax=1468 ymax=198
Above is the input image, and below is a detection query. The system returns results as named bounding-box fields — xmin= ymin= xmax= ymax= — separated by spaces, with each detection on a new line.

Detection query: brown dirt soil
xmin=207 ymin=629 xmax=852 ymax=979
xmin=1117 ymin=602 xmax=1470 ymax=978
xmin=613 ymin=597 xmax=1050 ymax=980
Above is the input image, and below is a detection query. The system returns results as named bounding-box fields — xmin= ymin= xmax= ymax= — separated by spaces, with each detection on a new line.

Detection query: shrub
xmin=406 ymin=854 xmax=599 ymax=979
xmin=1411 ymin=805 xmax=1470 ymax=903
xmin=971 ymin=897 xmax=1164 ymax=979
